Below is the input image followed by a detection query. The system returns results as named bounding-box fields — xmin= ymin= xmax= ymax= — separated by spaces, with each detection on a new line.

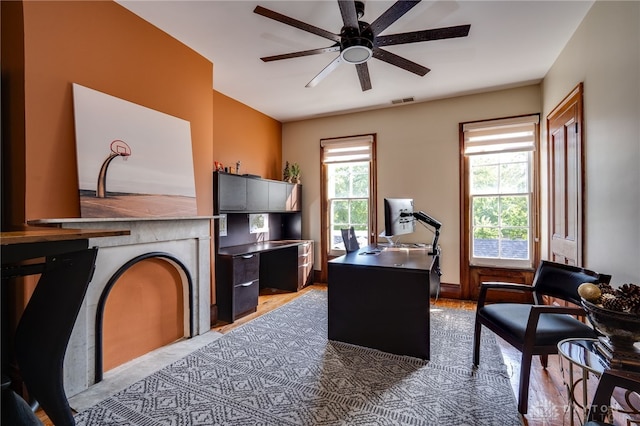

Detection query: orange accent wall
xmin=21 ymin=1 xmax=214 ymax=220
xmin=4 ymin=1 xmax=283 ymax=369
xmin=213 ymin=90 xmax=282 ymax=180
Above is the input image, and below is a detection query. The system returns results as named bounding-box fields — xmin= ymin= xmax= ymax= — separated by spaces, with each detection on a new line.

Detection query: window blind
xmin=463 ymin=115 xmax=539 ymax=155
xmin=321 ymin=135 xmax=373 ymax=163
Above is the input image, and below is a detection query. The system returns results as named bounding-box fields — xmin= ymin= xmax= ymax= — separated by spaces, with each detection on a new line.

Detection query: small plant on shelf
xmin=290 ymin=163 xmax=301 ymax=184
xmin=283 ymin=161 xmax=291 ymax=182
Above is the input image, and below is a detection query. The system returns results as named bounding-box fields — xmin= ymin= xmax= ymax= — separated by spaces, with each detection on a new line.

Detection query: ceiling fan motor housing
xmin=340 ymin=23 xmax=374 ymax=64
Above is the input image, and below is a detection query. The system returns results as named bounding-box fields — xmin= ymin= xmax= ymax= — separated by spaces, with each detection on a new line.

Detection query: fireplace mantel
xmin=29 ymin=216 xmax=215 ymax=396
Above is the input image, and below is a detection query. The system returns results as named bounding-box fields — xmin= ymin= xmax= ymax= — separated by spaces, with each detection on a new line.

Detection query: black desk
xmin=327 ymin=245 xmax=439 ymax=360
xmin=216 ymin=240 xmax=314 ymax=322
xmin=1 ymin=226 xmax=129 ymax=426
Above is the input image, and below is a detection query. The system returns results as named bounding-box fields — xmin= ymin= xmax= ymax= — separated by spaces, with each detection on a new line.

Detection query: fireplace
xmin=31 ymin=217 xmax=213 ymax=397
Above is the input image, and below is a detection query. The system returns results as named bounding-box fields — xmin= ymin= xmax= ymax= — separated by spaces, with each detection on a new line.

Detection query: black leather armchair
xmin=472 ymin=260 xmax=612 ymax=414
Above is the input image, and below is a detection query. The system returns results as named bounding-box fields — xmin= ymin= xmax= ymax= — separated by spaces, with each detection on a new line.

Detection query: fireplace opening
xmin=94 ymin=252 xmax=194 ymax=382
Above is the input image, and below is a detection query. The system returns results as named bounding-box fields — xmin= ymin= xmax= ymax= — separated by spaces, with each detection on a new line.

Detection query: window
xmin=321 ymin=135 xmax=375 ymax=256
xmin=463 ymin=115 xmax=539 ymax=268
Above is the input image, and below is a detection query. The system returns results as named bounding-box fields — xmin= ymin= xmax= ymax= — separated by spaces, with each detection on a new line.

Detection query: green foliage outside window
xmin=470 ymin=152 xmax=530 ymax=252
xmin=328 ymin=162 xmax=370 ymax=249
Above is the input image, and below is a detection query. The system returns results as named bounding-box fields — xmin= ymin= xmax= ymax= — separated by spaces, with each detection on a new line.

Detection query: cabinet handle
xmin=241 ymin=254 xmax=254 ymax=259
xmin=238 ymin=280 xmax=255 ymax=287
xmin=300 ymin=253 xmax=309 ymax=258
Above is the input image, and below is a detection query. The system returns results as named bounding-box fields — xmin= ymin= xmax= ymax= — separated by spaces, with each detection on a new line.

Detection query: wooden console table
xmin=328 ymin=245 xmax=439 ymax=360
xmin=1 ymin=226 xmax=129 ymax=426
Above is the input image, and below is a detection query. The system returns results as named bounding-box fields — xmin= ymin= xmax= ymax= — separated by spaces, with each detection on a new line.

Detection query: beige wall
xmin=284 ymin=0 xmax=640 ymax=287
xmin=283 ymin=85 xmax=541 ymax=285
xmin=542 ymin=1 xmax=640 ymax=284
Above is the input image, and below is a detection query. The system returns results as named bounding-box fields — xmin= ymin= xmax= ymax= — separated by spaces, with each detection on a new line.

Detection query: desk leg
xmin=14 ymin=248 xmax=98 ymax=426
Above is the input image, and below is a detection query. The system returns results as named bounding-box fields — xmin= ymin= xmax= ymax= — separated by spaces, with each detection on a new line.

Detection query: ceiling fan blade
xmin=338 ymin=0 xmax=359 ymax=30
xmin=254 ymin=5 xmax=340 ymax=43
xmin=261 ymin=45 xmax=340 ymax=62
xmin=375 ymin=24 xmax=471 ymax=46
xmin=306 ymin=56 xmax=343 ymax=88
xmin=355 ymin=63 xmax=372 ymax=91
xmin=373 ymin=47 xmax=430 ymax=76
xmin=367 ymin=0 xmax=421 ymax=36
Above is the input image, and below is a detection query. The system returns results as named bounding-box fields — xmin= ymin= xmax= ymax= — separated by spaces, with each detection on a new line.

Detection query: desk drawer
xmin=298 ymin=261 xmax=313 ymax=287
xmin=297 ymin=241 xmax=314 ymax=288
xmin=234 ymin=278 xmax=259 ymax=316
xmin=298 ymin=241 xmax=312 ymax=256
xmin=232 ymin=254 xmax=259 ymax=283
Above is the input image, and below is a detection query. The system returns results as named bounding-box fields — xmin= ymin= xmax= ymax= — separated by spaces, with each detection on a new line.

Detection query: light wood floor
xmin=37 ymin=282 xmax=617 ymax=425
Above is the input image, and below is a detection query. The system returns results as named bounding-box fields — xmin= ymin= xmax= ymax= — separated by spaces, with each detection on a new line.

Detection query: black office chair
xmin=341 ymin=227 xmax=360 ymax=253
xmin=472 ymin=260 xmax=612 ymax=414
xmin=585 ymin=368 xmax=640 ymax=425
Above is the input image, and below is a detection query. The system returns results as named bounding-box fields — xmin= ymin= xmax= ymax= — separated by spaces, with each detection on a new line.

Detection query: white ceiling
xmin=117 ymin=0 xmax=594 ymax=122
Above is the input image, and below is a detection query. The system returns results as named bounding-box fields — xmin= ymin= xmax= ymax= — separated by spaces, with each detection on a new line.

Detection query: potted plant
xmin=290 ymin=163 xmax=301 ymax=184
xmin=283 ymin=161 xmax=291 ymax=182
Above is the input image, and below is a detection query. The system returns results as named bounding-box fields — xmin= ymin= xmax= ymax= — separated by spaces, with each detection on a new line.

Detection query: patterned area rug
xmin=75 ymin=290 xmax=522 ymax=425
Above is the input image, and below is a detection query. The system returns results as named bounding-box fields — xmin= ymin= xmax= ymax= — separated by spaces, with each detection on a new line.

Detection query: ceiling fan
xmin=254 ymin=0 xmax=470 ymax=91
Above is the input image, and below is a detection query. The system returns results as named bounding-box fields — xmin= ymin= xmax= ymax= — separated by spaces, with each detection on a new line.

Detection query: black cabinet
xmin=286 ymin=183 xmax=301 ymax=211
xmin=247 ymin=178 xmax=269 ymax=211
xmin=216 ymin=253 xmax=260 ymax=322
xmin=216 ymin=173 xmax=247 ymax=212
xmin=214 ymin=171 xmax=308 ymax=324
xmin=268 ymin=181 xmax=287 ymax=211
xmin=260 ymin=241 xmax=314 ymax=291
xmin=214 ymin=172 xmax=301 ymax=213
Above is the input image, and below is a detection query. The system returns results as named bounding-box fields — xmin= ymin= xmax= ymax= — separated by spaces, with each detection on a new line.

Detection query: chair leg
xmin=472 ymin=316 xmax=482 ymax=366
xmin=518 ymin=350 xmax=534 ymax=414
xmin=539 ymin=354 xmax=548 ymax=368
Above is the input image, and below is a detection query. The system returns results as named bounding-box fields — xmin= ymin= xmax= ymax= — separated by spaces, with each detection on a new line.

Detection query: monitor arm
xmin=401 ymin=211 xmax=441 ymax=255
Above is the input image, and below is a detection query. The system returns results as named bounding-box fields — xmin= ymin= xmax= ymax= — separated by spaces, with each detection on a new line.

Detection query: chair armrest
xmin=477 ymin=282 xmax=534 ymax=309
xmin=524 ymin=304 xmax=590 ymax=336
xmin=529 ymin=304 xmax=586 ymax=316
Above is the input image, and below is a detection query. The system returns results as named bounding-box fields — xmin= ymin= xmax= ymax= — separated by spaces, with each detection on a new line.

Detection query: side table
xmin=558 ymin=338 xmax=607 ymax=425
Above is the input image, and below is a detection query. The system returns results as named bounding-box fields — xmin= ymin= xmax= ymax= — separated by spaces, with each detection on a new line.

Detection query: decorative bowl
xmin=581 ymin=298 xmax=640 ymax=347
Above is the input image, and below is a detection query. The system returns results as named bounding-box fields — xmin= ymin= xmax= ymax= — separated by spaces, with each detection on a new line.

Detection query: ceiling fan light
xmin=341 ymin=45 xmax=373 ymax=64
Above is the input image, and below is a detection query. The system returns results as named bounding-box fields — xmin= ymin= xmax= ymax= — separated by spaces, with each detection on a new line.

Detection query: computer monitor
xmin=383 ymin=198 xmax=415 ymax=237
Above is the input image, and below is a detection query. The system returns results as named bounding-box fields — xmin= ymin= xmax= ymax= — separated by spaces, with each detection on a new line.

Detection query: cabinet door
xmin=286 ymin=184 xmax=302 ymax=211
xmin=247 ymin=178 xmax=269 ymax=211
xmin=268 ymin=181 xmax=287 ymax=211
xmin=217 ymin=173 xmax=247 ymax=212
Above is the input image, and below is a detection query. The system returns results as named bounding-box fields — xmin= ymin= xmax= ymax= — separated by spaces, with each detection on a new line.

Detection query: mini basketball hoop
xmin=110 ymin=140 xmax=131 ymax=160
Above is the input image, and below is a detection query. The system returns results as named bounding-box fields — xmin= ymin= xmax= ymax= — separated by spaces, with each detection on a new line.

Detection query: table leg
xmin=14 ymin=248 xmax=98 ymax=426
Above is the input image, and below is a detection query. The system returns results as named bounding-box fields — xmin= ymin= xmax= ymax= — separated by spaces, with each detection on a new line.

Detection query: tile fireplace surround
xmin=30 ymin=216 xmax=213 ymax=397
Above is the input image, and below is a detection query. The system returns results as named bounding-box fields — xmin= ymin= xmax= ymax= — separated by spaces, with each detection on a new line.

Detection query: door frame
xmin=546 ymin=83 xmax=584 ymax=265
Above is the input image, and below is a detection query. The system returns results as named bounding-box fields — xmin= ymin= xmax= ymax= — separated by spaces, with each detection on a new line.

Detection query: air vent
xmin=391 ymin=97 xmax=415 ymax=105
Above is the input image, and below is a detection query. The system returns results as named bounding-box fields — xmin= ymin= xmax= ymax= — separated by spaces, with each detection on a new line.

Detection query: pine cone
xmin=626 ymin=294 xmax=640 ymax=315
xmin=601 ymin=293 xmax=626 ymax=312
xmin=616 ymin=283 xmax=640 ymax=298
xmin=598 ymin=282 xmax=616 ymax=295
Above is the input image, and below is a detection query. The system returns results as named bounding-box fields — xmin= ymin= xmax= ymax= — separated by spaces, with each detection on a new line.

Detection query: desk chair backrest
xmin=532 ymin=260 xmax=612 ymax=305
xmin=341 ymin=227 xmax=360 ymax=253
